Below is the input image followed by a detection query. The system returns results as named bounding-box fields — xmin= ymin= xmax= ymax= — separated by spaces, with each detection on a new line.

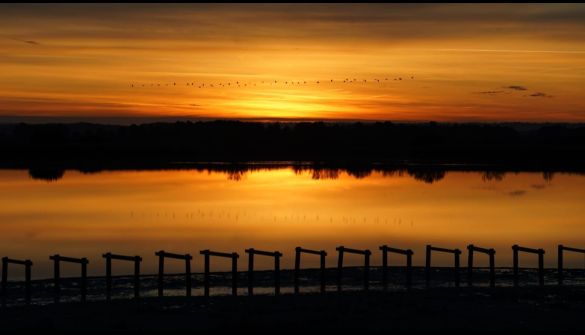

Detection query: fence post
xmin=294 ymin=247 xmax=301 ymax=294
xmin=379 ymin=246 xmax=414 ymax=290
xmin=275 ymin=253 xmax=281 ymax=296
xmin=134 ymin=256 xmax=141 ymax=299
xmin=2 ymin=258 xmax=34 ymax=307
xmin=406 ymin=250 xmax=413 ymax=290
xmin=364 ymin=250 xmax=371 ymax=291
xmin=103 ymin=253 xmax=142 ymax=301
xmin=25 ymin=260 xmax=32 ymax=305
xmin=53 ymin=255 xmax=60 ymax=303
xmin=203 ymin=252 xmax=210 ymax=298
xmin=488 ymin=250 xmax=495 ymax=288
xmin=295 ymin=247 xmax=328 ymax=294
xmin=155 ymin=251 xmax=192 ymax=297
xmin=558 ymin=245 xmax=563 ymax=285
xmin=320 ymin=251 xmax=326 ymax=294
xmin=335 ymin=246 xmax=370 ymax=292
xmin=467 ymin=245 xmax=496 ymax=288
xmin=425 ymin=245 xmax=431 ymax=287
xmin=157 ymin=253 xmax=164 ymax=297
xmin=454 ymin=249 xmax=461 ymax=287
xmin=381 ymin=246 xmax=388 ymax=290
xmin=513 ymin=245 xmax=519 ymax=287
xmin=337 ymin=247 xmax=344 ymax=292
xmin=200 ymin=250 xmax=239 ymax=297
xmin=185 ymin=257 xmax=191 ymax=297
xmin=245 ymin=249 xmax=281 ymax=296
xmin=105 ymin=253 xmax=112 ymax=301
xmin=426 ymin=246 xmax=461 ymax=287
xmin=248 ymin=249 xmax=254 ymax=296
xmin=538 ymin=249 xmax=544 ymax=287
xmin=467 ymin=245 xmax=474 ymax=286
xmin=512 ymin=245 xmax=545 ymax=287
xmin=232 ymin=253 xmax=238 ymax=297
xmin=48 ymin=255 xmax=88 ymax=303
xmin=2 ymin=257 xmax=8 ymax=307
xmin=1 ymin=258 xmax=6 ymax=308
xmin=81 ymin=258 xmax=88 ymax=303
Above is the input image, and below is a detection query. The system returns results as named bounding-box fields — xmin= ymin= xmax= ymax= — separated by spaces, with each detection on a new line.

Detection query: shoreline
xmin=2 ymin=286 xmax=585 ymax=330
xmin=2 ymin=121 xmax=585 ymax=172
xmin=3 ymin=267 xmax=585 ymax=308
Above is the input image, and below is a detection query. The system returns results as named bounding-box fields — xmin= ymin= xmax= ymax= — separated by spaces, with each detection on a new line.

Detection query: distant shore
xmin=1 ymin=121 xmax=585 ymax=172
xmin=2 ymin=286 xmax=585 ymax=331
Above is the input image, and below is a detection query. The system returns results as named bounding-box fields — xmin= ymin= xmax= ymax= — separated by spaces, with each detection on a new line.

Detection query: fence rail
xmin=425 ymin=245 xmax=461 ymax=287
xmin=1 ymin=244 xmax=584 ymax=306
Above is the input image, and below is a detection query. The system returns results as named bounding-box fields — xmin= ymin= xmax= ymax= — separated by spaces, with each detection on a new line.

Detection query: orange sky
xmin=0 ymin=4 xmax=584 ymax=122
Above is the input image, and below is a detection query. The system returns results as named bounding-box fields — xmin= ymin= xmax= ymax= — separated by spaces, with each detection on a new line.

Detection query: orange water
xmin=1 ymin=168 xmax=584 ymax=279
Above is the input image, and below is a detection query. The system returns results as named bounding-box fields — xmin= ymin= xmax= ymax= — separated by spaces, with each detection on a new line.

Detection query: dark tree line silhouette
xmin=1 ymin=121 xmax=585 ymax=172
xmin=21 ymin=163 xmax=585 ymax=183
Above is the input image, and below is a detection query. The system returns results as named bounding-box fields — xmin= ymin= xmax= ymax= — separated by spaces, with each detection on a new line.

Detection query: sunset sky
xmin=0 ymin=3 xmax=584 ymax=123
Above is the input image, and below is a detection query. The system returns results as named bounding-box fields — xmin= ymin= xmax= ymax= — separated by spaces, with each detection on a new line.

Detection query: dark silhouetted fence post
xmin=25 ymin=260 xmax=31 ymax=305
xmin=134 ymin=256 xmax=141 ymax=299
xmin=203 ymin=252 xmax=210 ymax=298
xmin=320 ymin=251 xmax=326 ymax=293
xmin=154 ymin=250 xmax=192 ymax=297
xmin=557 ymin=245 xmax=585 ymax=285
xmin=425 ymin=245 xmax=461 ymax=287
xmin=489 ymin=250 xmax=495 ymax=288
xmin=454 ymin=250 xmax=460 ymax=287
xmin=1 ymin=257 xmax=7 ymax=308
xmin=0 ymin=258 xmax=30 ymax=307
xmin=337 ymin=247 xmax=344 ymax=292
xmin=512 ymin=245 xmax=545 ymax=287
xmin=467 ymin=244 xmax=496 ymax=288
xmin=467 ymin=246 xmax=473 ymax=286
xmin=81 ymin=260 xmax=87 ymax=302
xmin=364 ymin=250 xmax=370 ymax=291
xmin=513 ymin=245 xmax=519 ymax=287
xmin=185 ymin=257 xmax=191 ymax=297
xmin=248 ymin=249 xmax=254 ymax=296
xmin=199 ymin=250 xmax=239 ymax=297
xmin=335 ymin=246 xmax=371 ymax=292
xmin=406 ymin=250 xmax=412 ymax=289
xmin=53 ymin=255 xmax=60 ymax=303
xmin=558 ymin=245 xmax=563 ymax=285
xmin=49 ymin=255 xmax=88 ymax=303
xmin=157 ymin=252 xmax=164 ymax=297
xmin=294 ymin=248 xmax=301 ymax=294
xmin=232 ymin=253 xmax=238 ymax=296
xmin=538 ymin=250 xmax=544 ymax=286
xmin=103 ymin=253 xmax=143 ymax=301
xmin=245 ymin=248 xmax=283 ymax=296
xmin=381 ymin=247 xmax=388 ymax=290
xmin=275 ymin=252 xmax=281 ymax=295
xmin=293 ymin=247 xmax=327 ymax=294
xmin=379 ymin=246 xmax=414 ymax=290
xmin=425 ymin=245 xmax=431 ymax=287
xmin=105 ymin=254 xmax=112 ymax=301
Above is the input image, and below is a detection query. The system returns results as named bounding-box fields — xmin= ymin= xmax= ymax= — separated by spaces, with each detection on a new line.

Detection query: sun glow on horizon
xmin=1 ymin=4 xmax=584 ymax=122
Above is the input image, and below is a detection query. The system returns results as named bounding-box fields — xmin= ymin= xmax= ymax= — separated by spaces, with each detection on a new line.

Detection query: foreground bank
xmin=2 ymin=287 xmax=585 ymax=331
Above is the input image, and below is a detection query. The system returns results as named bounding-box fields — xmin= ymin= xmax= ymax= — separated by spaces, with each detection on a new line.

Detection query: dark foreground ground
xmin=2 ymin=286 xmax=585 ymax=331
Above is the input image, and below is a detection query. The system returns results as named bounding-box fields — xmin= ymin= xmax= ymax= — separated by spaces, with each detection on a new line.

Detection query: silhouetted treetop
xmin=1 ymin=121 xmax=584 ymax=170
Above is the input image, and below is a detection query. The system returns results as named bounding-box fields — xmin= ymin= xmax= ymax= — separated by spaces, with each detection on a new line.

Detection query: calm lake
xmin=1 ymin=166 xmax=585 ymax=280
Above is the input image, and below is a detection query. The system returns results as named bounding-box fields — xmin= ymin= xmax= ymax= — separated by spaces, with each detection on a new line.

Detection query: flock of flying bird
xmin=130 ymin=76 xmax=416 ymax=88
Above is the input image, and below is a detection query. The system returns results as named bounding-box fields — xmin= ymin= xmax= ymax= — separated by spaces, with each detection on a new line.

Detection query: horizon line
xmin=1 ymin=116 xmax=585 ymax=126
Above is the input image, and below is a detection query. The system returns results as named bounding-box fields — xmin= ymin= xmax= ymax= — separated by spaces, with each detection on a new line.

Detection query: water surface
xmin=1 ymin=166 xmax=584 ymax=279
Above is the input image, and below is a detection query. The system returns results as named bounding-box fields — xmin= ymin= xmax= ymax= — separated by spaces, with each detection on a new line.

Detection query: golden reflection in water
xmin=0 ymin=168 xmax=584 ymax=278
